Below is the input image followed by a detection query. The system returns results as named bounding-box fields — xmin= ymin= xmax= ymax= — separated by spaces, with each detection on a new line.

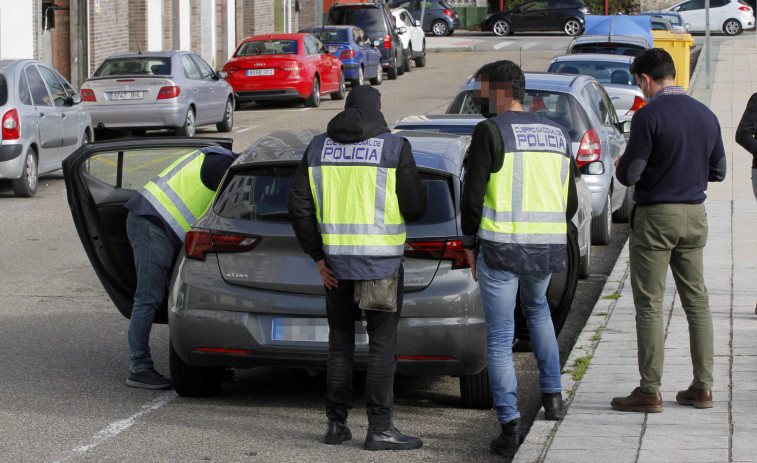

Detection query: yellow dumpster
xmin=652 ymin=30 xmax=694 ymax=90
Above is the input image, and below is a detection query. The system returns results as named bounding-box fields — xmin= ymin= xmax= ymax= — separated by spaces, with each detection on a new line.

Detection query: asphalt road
xmin=0 ymin=40 xmax=630 ymax=463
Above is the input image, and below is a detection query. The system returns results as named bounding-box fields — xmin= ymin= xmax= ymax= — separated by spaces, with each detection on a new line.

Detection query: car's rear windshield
xmin=394 ymin=124 xmax=476 ymax=136
xmin=93 ymin=58 xmax=171 ymax=77
xmin=236 ymin=40 xmax=298 ymax=56
xmin=548 ymin=60 xmax=636 ymax=85
xmin=446 ymin=90 xmax=590 ymax=142
xmin=571 ymin=44 xmax=645 ymax=56
xmin=309 ymin=29 xmax=349 ymax=43
xmin=439 ymin=0 xmax=455 ymax=9
xmin=215 ymin=166 xmax=455 ymax=225
xmin=0 ymin=74 xmax=7 ymax=106
xmin=327 ymin=7 xmax=385 ymax=33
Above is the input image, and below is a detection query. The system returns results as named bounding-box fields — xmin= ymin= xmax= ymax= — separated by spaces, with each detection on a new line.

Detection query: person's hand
xmin=316 ymin=259 xmax=338 ymax=289
xmin=614 ymin=155 xmax=621 ymax=168
xmin=464 ymin=248 xmax=477 ymax=282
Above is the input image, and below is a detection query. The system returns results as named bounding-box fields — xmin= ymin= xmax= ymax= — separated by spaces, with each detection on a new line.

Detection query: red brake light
xmin=443 ymin=9 xmax=454 ymax=17
xmin=2 ymin=109 xmax=20 ymax=140
xmin=185 ymin=230 xmax=260 ymax=261
xmin=577 ymin=128 xmax=601 ymax=167
xmin=80 ymin=89 xmax=96 ymax=102
xmin=279 ymin=62 xmax=302 ymax=72
xmin=340 ymin=49 xmax=356 ymax=59
xmin=629 ymin=95 xmax=647 ymax=113
xmin=404 ymin=239 xmax=469 ymax=270
xmin=739 ymin=6 xmax=751 ymax=11
xmin=383 ymin=34 xmax=391 ymax=49
xmin=224 ymin=63 xmax=240 ymax=73
xmin=157 ymin=86 xmax=180 ymax=99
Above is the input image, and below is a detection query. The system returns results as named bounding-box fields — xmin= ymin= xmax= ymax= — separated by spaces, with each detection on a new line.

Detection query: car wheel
xmin=396 ymin=50 xmax=405 ymax=76
xmin=403 ymin=46 xmax=412 ymax=72
xmin=492 ymin=19 xmax=511 ymax=36
xmin=723 ymin=18 xmax=742 ymax=35
xmin=80 ymin=130 xmax=92 ymax=147
xmin=175 ymin=107 xmax=196 ymax=137
xmin=387 ymin=58 xmax=398 ymax=80
xmin=591 ymin=192 xmax=612 ymax=245
xmin=216 ymin=98 xmax=234 ymax=132
xmin=460 ymin=367 xmax=493 ymax=409
xmin=352 ymin=66 xmax=364 ymax=87
xmin=579 ymin=231 xmax=592 ymax=279
xmin=304 ymin=77 xmax=321 ymax=107
xmin=415 ymin=41 xmax=426 ymax=67
xmin=331 ymin=71 xmax=346 ymax=100
xmin=612 ymin=185 xmax=634 ymax=223
xmin=432 ymin=20 xmax=449 ymax=36
xmin=169 ymin=342 xmax=223 ymax=397
xmin=564 ymin=18 xmax=582 ymax=36
xmin=12 ymin=146 xmax=38 ymax=197
xmin=370 ymin=65 xmax=383 ymax=85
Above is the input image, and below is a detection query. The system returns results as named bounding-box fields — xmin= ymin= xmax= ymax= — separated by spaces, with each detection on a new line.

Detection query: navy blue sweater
xmin=616 ymin=93 xmax=726 ymax=205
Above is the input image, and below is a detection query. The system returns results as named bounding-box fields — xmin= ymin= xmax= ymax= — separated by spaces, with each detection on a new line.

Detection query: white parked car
xmin=391 ymin=7 xmax=427 ymax=71
xmin=665 ymin=0 xmax=755 ymax=35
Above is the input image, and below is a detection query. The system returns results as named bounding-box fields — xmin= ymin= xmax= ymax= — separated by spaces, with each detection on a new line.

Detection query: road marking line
xmin=235 ymin=127 xmax=254 ymax=133
xmin=52 ymin=391 xmax=177 ymax=463
xmin=493 ymin=41 xmax=513 ymax=50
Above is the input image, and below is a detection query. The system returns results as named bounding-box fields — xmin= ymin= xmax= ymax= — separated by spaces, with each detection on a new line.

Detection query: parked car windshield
xmin=236 ymin=40 xmax=299 ymax=56
xmin=548 ymin=60 xmax=637 ymax=85
xmin=571 ymin=44 xmax=646 ymax=56
xmin=327 ymin=7 xmax=385 ymax=33
xmin=93 ymin=58 xmax=171 ymax=77
xmin=394 ymin=124 xmax=477 ymax=135
xmin=309 ymin=29 xmax=349 ymax=42
xmin=0 ymin=74 xmax=7 ymax=106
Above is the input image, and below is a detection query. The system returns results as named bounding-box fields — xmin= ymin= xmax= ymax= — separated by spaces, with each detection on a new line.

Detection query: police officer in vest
xmin=124 ymin=146 xmax=237 ymax=389
xmin=461 ymin=61 xmax=577 ymax=457
xmin=287 ymin=85 xmax=426 ymax=450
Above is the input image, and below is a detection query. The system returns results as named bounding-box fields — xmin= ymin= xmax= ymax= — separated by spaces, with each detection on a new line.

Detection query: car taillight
xmin=2 ymin=109 xmax=20 ymax=140
xmin=404 ymin=239 xmax=469 ymax=270
xmin=157 ymin=86 xmax=180 ymax=99
xmin=340 ymin=49 xmax=355 ymax=59
xmin=80 ymin=89 xmax=96 ymax=102
xmin=383 ymin=34 xmax=391 ymax=49
xmin=629 ymin=95 xmax=646 ymax=113
xmin=185 ymin=230 xmax=260 ymax=261
xmin=739 ymin=5 xmax=751 ymax=12
xmin=224 ymin=63 xmax=240 ymax=73
xmin=576 ymin=128 xmax=601 ymax=167
xmin=443 ymin=8 xmax=455 ymax=17
xmin=280 ymin=62 xmax=302 ymax=72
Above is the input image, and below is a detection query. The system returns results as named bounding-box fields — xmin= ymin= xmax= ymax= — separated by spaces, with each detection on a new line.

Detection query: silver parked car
xmin=62 ymin=131 xmax=583 ymax=409
xmin=80 ymin=51 xmax=234 ymax=138
xmin=392 ymin=114 xmax=594 ymax=278
xmin=446 ymin=72 xmax=632 ymax=245
xmin=0 ymin=59 xmax=92 ymax=197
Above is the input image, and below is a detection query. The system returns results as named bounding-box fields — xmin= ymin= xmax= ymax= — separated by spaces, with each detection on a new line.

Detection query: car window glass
xmin=522 ymin=1 xmax=549 ymax=11
xmin=93 ymin=58 xmax=171 ymax=77
xmin=191 ymin=54 xmax=216 ymax=80
xmin=439 ymin=0 xmax=453 ymax=8
xmin=181 ymin=55 xmax=202 ymax=80
xmin=581 ymin=84 xmax=611 ymax=125
xmin=304 ymin=36 xmax=321 ymax=55
xmin=37 ymin=65 xmax=68 ymax=106
xmin=548 ymin=60 xmax=636 ymax=85
xmin=680 ymin=0 xmax=704 ymax=10
xmin=327 ymin=7 xmax=385 ymax=34
xmin=592 ymin=82 xmax=618 ymax=125
xmin=0 ymin=74 xmax=7 ymax=106
xmin=710 ymin=0 xmax=728 ymax=6
xmin=17 ymin=71 xmax=32 ymax=105
xmin=25 ymin=66 xmax=51 ymax=107
xmin=81 ymin=148 xmax=199 ymax=190
xmin=395 ymin=1 xmax=412 ymax=8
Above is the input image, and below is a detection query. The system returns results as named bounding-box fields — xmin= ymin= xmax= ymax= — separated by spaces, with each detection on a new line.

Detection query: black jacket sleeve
xmin=286 ymin=154 xmax=325 ymax=263
xmin=736 ymin=92 xmax=757 ymax=168
xmin=566 ymin=156 xmax=578 ymax=220
xmin=461 ymin=120 xmax=496 ymax=249
xmin=396 ymin=139 xmax=427 ymax=223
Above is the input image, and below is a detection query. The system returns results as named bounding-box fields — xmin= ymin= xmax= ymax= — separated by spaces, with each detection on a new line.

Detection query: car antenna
xmin=131 ymin=28 xmax=142 ymax=54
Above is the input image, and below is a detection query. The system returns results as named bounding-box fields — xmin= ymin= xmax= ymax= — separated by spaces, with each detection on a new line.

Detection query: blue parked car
xmin=299 ymin=26 xmax=383 ymax=87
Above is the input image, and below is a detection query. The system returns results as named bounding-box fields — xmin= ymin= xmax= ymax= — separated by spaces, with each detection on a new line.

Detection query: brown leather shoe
xmin=676 ymin=385 xmax=713 ymax=408
xmin=611 ymin=387 xmax=663 ymax=413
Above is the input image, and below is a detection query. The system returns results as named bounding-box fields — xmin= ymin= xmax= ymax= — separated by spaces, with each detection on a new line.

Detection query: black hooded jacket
xmin=287 ymin=86 xmax=427 ymax=263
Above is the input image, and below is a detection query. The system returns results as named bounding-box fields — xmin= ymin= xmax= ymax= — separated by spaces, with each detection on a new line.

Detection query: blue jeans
xmin=477 ymin=252 xmax=562 ymax=424
xmin=126 ymin=212 xmax=177 ymax=371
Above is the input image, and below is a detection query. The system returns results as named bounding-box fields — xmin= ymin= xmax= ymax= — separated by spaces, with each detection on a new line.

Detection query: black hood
xmin=327 ymin=85 xmax=389 ymax=144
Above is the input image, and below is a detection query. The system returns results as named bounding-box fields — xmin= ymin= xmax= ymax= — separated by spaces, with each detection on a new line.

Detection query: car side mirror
xmin=617 ymin=120 xmax=632 ymax=134
xmin=399 ymin=26 xmax=407 ymax=34
xmin=580 ymin=161 xmax=605 ymax=175
xmin=68 ymin=93 xmax=83 ymax=105
xmin=415 ymin=20 xmax=421 ymax=26
xmin=216 ymin=70 xmax=228 ymax=79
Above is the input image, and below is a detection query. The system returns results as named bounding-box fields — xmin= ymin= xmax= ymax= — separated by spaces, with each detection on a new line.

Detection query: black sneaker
xmin=126 ymin=368 xmax=173 ymax=390
xmin=364 ymin=426 xmax=423 ymax=451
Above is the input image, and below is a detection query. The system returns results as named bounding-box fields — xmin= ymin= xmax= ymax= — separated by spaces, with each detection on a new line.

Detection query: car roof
xmin=394 ymin=114 xmax=486 ymax=126
xmin=0 ymin=59 xmax=38 ymax=71
xmin=300 ymin=25 xmax=354 ymax=31
xmin=550 ymin=53 xmax=634 ymax=64
xmin=457 ymin=71 xmax=589 ymax=94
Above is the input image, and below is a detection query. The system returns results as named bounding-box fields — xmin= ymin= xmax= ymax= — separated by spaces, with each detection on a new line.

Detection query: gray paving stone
xmin=636 ymin=448 xmax=728 ymax=463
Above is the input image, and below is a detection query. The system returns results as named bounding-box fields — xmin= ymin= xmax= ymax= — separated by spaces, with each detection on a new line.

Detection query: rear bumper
xmin=85 ymin=103 xmax=186 ymax=129
xmin=234 ymin=89 xmax=304 ymax=102
xmin=0 ymin=142 xmax=26 ymax=179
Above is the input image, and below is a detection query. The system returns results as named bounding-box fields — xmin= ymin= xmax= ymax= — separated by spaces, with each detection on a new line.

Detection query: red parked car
xmin=222 ymin=33 xmax=346 ymax=109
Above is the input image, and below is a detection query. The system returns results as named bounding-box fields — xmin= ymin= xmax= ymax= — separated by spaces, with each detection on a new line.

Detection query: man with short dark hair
xmin=461 ymin=60 xmax=577 ymax=457
xmin=611 ymin=48 xmax=726 ymax=413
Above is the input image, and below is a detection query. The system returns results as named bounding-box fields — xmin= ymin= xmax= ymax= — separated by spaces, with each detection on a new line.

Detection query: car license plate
xmin=247 ymin=69 xmax=274 ymax=76
xmin=271 ymin=318 xmax=368 ymax=344
xmin=110 ymin=91 xmax=144 ymax=100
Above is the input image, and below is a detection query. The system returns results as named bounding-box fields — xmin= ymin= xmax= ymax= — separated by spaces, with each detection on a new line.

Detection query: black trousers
xmin=324 ymin=267 xmax=403 ymax=430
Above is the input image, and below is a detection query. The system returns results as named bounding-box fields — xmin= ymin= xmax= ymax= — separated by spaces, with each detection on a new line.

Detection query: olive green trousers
xmin=629 ymin=203 xmax=714 ymax=393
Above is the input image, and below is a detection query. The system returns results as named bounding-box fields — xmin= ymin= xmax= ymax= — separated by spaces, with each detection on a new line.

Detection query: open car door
xmin=62 ymin=137 xmax=234 ymax=322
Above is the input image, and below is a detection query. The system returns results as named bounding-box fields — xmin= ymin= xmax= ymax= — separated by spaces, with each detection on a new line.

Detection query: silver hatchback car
xmin=80 ymin=51 xmax=234 ymax=138
xmin=63 ymin=132 xmax=583 ymax=410
xmin=0 ymin=59 xmax=92 ymax=196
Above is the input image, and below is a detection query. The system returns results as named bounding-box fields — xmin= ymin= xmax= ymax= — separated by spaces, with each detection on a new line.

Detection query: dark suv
xmin=325 ymin=1 xmax=406 ymax=79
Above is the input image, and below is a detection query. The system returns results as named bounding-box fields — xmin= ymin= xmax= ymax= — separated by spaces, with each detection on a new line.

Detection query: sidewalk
xmin=513 ymin=36 xmax=757 ymax=463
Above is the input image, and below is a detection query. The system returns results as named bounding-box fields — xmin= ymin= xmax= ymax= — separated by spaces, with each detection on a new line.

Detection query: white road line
xmin=235 ymin=127 xmax=253 ymax=133
xmin=520 ymin=41 xmax=539 ymax=50
xmin=52 ymin=391 xmax=177 ymax=463
xmin=493 ymin=41 xmax=513 ymax=50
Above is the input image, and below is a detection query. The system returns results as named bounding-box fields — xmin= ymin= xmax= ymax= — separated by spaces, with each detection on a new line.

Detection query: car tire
xmin=352 ymin=66 xmax=364 ymax=87
xmin=169 ymin=342 xmax=223 ymax=398
xmin=492 ymin=19 xmax=511 ymax=37
xmin=591 ymin=192 xmax=612 ymax=245
xmin=304 ymin=77 xmax=321 ymax=107
xmin=612 ymin=185 xmax=634 ymax=223
xmin=415 ymin=41 xmax=426 ymax=67
xmin=431 ymin=19 xmax=449 ymax=36
xmin=216 ymin=98 xmax=234 ymax=132
xmin=387 ymin=58 xmax=399 ymax=80
xmin=175 ymin=107 xmax=196 ymax=137
xmin=12 ymin=146 xmax=38 ymax=197
xmin=370 ymin=65 xmax=383 ymax=85
xmin=564 ymin=18 xmax=582 ymax=36
xmin=331 ymin=71 xmax=346 ymax=100
xmin=579 ymin=232 xmax=591 ymax=279
xmin=396 ymin=51 xmax=405 ymax=76
xmin=723 ymin=18 xmax=742 ymax=35
xmin=460 ymin=367 xmax=494 ymax=409
xmin=403 ymin=46 xmax=412 ymax=72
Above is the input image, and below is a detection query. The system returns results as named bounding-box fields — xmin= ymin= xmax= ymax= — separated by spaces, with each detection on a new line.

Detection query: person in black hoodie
xmin=735 ymin=92 xmax=757 ymax=314
xmin=287 ymin=85 xmax=426 ymax=450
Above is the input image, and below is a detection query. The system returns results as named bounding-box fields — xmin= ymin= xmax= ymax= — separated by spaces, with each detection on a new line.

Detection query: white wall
xmin=180 ymin=0 xmax=190 ymax=50
xmin=226 ymin=0 xmax=235 ymax=62
xmin=147 ymin=0 xmax=163 ymax=51
xmin=199 ymin=0 xmax=215 ymax=66
xmin=0 ymin=1 xmax=34 ymax=59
